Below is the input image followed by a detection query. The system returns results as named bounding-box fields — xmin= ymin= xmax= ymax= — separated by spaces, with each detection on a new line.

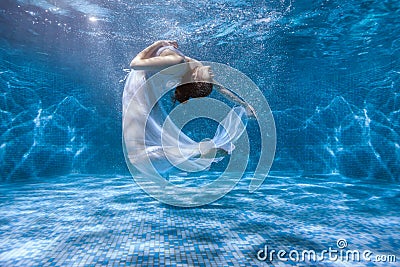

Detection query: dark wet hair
xmin=173 ymin=82 xmax=213 ymax=103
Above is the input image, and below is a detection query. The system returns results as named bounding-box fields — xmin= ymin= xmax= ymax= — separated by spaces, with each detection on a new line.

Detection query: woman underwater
xmin=122 ymin=40 xmax=255 ymax=177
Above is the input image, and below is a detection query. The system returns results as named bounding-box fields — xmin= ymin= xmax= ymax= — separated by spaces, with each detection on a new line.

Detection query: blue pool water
xmin=0 ymin=0 xmax=399 ymax=265
xmin=0 ymin=173 xmax=399 ymax=266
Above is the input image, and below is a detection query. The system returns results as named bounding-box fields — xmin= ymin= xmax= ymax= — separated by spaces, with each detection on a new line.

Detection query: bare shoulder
xmin=130 ymin=54 xmax=185 ymax=71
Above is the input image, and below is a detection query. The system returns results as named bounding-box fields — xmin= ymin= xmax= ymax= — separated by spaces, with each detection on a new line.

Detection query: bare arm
xmin=184 ymin=56 xmax=202 ymax=67
xmin=130 ymin=40 xmax=183 ymax=71
xmin=214 ymin=84 xmax=246 ymax=106
xmin=214 ymin=84 xmax=256 ymax=117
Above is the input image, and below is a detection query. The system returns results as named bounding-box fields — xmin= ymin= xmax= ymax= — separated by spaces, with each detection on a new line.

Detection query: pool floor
xmin=0 ymin=173 xmax=399 ymax=266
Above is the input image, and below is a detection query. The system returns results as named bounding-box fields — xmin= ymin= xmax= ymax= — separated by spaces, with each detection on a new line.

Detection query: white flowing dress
xmin=122 ymin=48 xmax=247 ymax=178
